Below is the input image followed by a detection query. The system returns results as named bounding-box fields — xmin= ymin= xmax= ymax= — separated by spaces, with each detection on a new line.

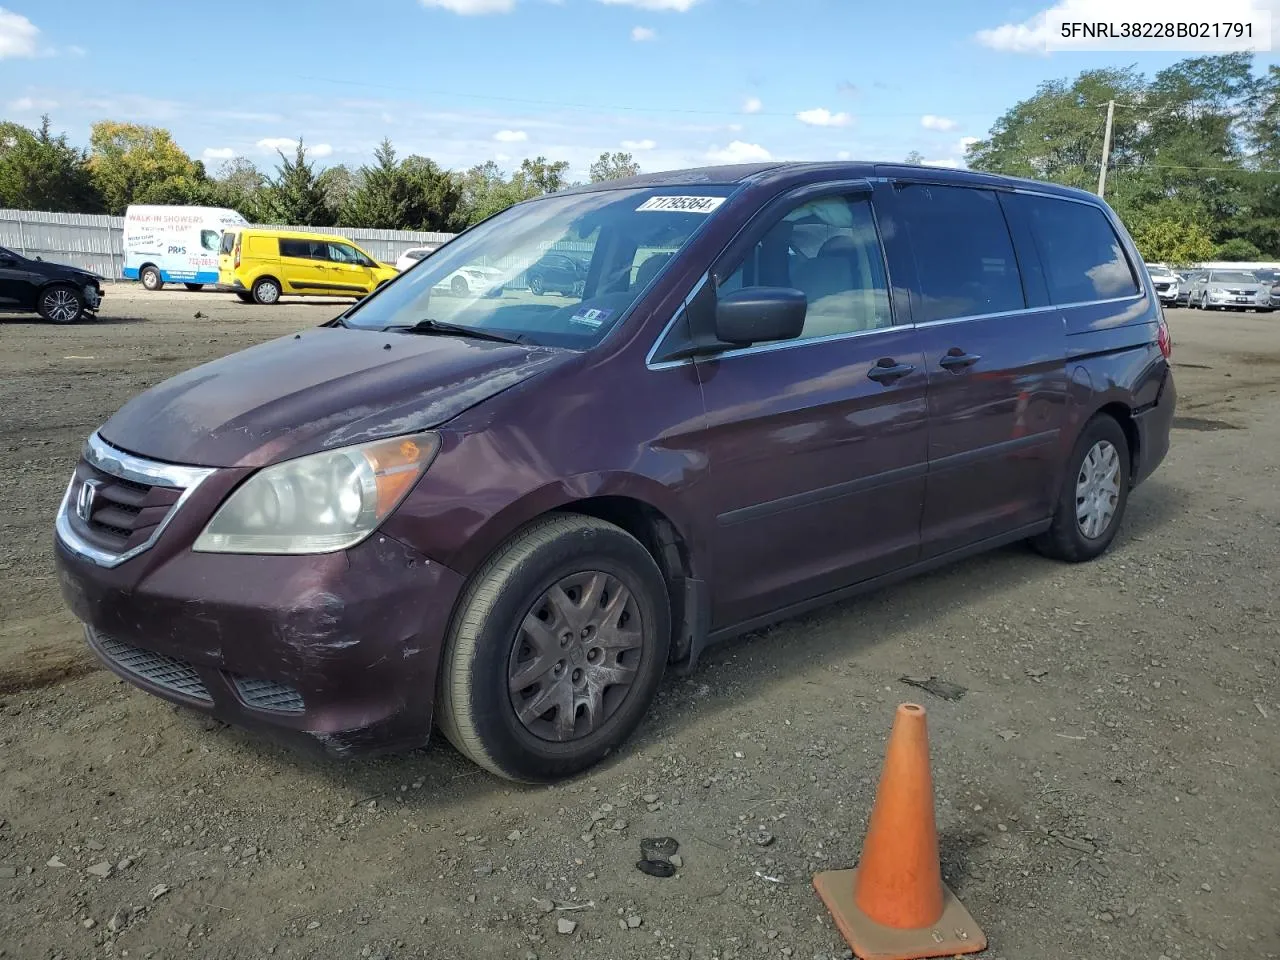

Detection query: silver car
xmin=1188 ymin=269 xmax=1274 ymax=312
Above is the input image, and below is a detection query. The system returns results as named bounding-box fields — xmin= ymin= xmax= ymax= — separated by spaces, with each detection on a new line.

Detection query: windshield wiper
xmin=390 ymin=318 xmax=524 ymax=344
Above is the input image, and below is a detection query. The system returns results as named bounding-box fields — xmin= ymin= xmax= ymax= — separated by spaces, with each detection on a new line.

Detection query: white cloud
xmin=202 ymin=147 xmax=236 ymax=161
xmin=257 ymin=137 xmax=299 ymax=152
xmin=921 ymin=114 xmax=958 ymax=131
xmin=922 ymin=158 xmax=962 ymax=169
xmin=0 ymin=7 xmax=39 ymax=59
xmin=796 ymin=108 xmax=852 ymax=128
xmin=621 ymin=138 xmax=657 ymax=150
xmin=975 ymin=0 xmax=1276 ymax=53
xmin=631 ymin=25 xmax=656 ymax=40
xmin=743 ymin=96 xmax=763 ymax=114
xmin=596 ymin=0 xmax=700 ymax=9
xmin=959 ymin=135 xmax=980 ymax=148
xmin=706 ymin=140 xmax=772 ymax=163
xmin=494 ymin=129 xmax=529 ymax=142
xmin=309 ymin=144 xmax=334 ymax=158
xmin=8 ymin=96 xmax=58 ymax=111
xmin=418 ymin=0 xmax=516 ymax=13
xmin=836 ymin=150 xmax=852 ymax=160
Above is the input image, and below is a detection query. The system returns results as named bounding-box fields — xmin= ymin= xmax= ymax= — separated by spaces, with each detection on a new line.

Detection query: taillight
xmin=1157 ymin=315 xmax=1171 ymax=359
xmin=233 ymin=239 xmax=241 ymax=269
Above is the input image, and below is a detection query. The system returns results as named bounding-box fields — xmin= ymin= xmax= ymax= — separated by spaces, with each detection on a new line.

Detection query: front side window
xmin=342 ymin=186 xmax=736 ymax=348
xmin=1017 ymin=195 xmax=1140 ymax=304
xmin=717 ymin=194 xmax=892 ymax=339
xmin=894 ymin=183 xmax=1025 ymax=323
xmin=328 ymin=243 xmax=362 ymax=265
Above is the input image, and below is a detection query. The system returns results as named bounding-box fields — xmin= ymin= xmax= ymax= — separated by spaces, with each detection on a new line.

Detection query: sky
xmin=1 ymin=0 xmax=1278 ymax=182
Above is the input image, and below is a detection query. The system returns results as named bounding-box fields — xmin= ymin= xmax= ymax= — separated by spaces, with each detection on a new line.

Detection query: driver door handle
xmin=866 ymin=360 xmax=915 ymax=383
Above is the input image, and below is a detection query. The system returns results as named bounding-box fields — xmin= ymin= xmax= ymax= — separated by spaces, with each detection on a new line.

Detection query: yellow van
xmin=217 ymin=228 xmax=399 ymax=304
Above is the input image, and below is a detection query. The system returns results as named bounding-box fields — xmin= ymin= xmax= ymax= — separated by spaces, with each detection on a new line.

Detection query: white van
xmin=123 ymin=205 xmax=248 ymax=291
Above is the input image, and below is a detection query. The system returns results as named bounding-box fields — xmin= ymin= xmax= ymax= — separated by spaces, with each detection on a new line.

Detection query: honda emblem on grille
xmin=76 ymin=478 xmax=101 ymax=522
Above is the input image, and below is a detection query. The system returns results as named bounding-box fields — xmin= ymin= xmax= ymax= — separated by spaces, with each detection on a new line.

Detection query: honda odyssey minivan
xmin=54 ymin=162 xmax=1175 ymax=783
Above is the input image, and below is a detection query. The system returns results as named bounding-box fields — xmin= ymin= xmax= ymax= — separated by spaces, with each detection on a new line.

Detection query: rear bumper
xmin=1132 ymin=365 xmax=1175 ymax=487
xmin=53 ymin=532 xmax=466 ymax=757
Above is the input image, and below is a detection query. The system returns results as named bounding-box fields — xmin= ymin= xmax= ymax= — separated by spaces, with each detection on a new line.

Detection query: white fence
xmin=0 ymin=209 xmax=458 ymax=281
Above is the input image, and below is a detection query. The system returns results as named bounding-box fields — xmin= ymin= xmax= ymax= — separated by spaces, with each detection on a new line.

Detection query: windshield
xmin=342 ymin=185 xmax=737 ymax=347
xmin=1211 ymin=271 xmax=1258 ymax=283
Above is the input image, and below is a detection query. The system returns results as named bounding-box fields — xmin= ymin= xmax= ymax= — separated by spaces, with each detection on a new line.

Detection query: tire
xmin=37 ymin=284 xmax=86 ymax=325
xmin=184 ymin=283 xmax=204 ymax=291
xmin=235 ymin=292 xmax=254 ymax=303
xmin=436 ymin=514 xmax=671 ymax=783
xmin=140 ymin=266 xmax=163 ymax=291
xmin=450 ymin=275 xmax=469 ymax=297
xmin=529 ymin=275 xmax=545 ymax=295
xmin=251 ymin=277 xmax=281 ymax=305
xmin=1033 ymin=415 xmax=1130 ymax=563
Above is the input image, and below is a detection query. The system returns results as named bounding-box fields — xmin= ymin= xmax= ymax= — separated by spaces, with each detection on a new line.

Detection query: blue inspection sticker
xmin=569 ymin=307 xmax=613 ymax=328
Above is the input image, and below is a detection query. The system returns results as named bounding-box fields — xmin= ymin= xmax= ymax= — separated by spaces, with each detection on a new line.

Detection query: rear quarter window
xmin=1015 ymin=195 xmax=1139 ymax=304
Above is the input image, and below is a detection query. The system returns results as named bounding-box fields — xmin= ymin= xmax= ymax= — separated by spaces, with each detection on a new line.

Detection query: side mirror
xmin=714 ymin=287 xmax=807 ymax=345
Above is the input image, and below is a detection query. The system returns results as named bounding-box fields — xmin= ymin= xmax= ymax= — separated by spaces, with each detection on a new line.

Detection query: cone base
xmin=813 ymin=868 xmax=987 ymax=960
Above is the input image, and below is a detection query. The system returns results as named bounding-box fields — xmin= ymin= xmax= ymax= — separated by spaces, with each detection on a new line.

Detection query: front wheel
xmin=38 ymin=285 xmax=86 ymax=324
xmin=1033 ymin=415 xmax=1130 ymax=563
xmin=140 ymin=266 xmax=163 ymax=291
xmin=252 ymin=277 xmax=281 ymax=305
xmin=450 ymin=275 xmax=469 ymax=297
xmin=436 ymin=514 xmax=671 ymax=783
xmin=529 ymin=275 xmax=545 ymax=295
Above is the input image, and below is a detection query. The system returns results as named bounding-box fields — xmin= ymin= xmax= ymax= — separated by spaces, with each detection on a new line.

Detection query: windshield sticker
xmin=636 ymin=195 xmax=726 ymax=214
xmin=569 ymin=307 xmax=613 ymax=328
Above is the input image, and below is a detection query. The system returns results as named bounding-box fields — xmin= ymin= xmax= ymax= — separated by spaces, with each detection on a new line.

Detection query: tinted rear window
xmin=1016 ymin=195 xmax=1139 ymax=304
xmin=894 ymin=183 xmax=1025 ymax=323
xmin=219 ymin=232 xmax=236 ymax=255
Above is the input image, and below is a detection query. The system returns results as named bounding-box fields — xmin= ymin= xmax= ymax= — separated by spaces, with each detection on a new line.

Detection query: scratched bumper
xmin=53 ymin=533 xmax=465 ymax=756
xmin=1132 ymin=365 xmax=1176 ymax=487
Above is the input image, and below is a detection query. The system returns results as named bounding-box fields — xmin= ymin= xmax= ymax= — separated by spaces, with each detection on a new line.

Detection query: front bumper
xmin=54 ymin=524 xmax=465 ymax=757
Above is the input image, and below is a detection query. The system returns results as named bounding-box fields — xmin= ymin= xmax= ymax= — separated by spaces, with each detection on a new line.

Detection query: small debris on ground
xmin=898 ymin=675 xmax=967 ymax=702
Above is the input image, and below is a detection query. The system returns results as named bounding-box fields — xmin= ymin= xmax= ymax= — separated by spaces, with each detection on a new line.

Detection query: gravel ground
xmin=1 ymin=288 xmax=1277 ymax=960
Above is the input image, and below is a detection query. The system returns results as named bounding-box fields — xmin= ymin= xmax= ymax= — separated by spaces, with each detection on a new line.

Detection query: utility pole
xmin=1097 ymin=99 xmax=1115 ymax=198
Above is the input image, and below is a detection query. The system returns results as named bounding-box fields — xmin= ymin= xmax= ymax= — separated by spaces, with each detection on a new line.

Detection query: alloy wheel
xmin=42 ymin=288 xmax=81 ymax=323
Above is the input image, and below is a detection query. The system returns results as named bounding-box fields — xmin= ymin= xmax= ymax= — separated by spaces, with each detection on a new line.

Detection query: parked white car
xmin=394 ymin=244 xmax=442 ymax=272
xmin=1144 ymin=263 xmax=1180 ymax=305
xmin=433 ymin=264 xmax=505 ymax=298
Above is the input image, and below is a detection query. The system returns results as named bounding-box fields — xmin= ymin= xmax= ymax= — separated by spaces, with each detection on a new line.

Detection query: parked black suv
xmin=0 ymin=246 xmax=104 ymax=324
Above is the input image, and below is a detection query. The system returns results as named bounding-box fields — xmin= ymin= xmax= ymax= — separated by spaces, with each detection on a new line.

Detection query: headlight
xmin=192 ymin=433 xmax=440 ymax=555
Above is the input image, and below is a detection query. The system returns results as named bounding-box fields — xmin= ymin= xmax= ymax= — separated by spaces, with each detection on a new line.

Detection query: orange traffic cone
xmin=813 ymin=703 xmax=986 ymax=960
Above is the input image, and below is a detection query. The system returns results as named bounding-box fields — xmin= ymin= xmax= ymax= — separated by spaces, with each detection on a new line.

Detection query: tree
xmin=1129 ymin=216 xmax=1215 ymax=266
xmin=200 ymin=157 xmax=264 ymax=219
xmin=258 ymin=139 xmax=334 ymax=226
xmin=456 ymin=160 xmax=525 ymax=226
xmin=589 ymin=151 xmax=640 ymax=183
xmin=0 ymin=115 xmax=102 ymax=212
xmin=904 ymin=150 xmax=925 ymax=164
xmin=342 ymin=139 xmax=463 ymax=231
xmin=87 ymin=121 xmax=206 ymax=214
xmin=514 ymin=156 xmax=570 ymax=196
xmin=318 ymin=164 xmax=359 ymax=217
xmin=1214 ymin=237 xmax=1263 ymax=260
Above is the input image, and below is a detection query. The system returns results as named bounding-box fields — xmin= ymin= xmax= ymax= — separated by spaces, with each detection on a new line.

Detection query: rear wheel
xmin=235 ymin=292 xmax=254 ymax=303
xmin=251 ymin=277 xmax=281 ymax=305
xmin=1033 ymin=415 xmax=1130 ymax=563
xmin=529 ymin=275 xmax=545 ymax=295
xmin=436 ymin=514 xmax=671 ymax=783
xmin=37 ymin=284 xmax=86 ymax=324
xmin=451 ymin=275 xmax=469 ymax=297
xmin=184 ymin=283 xmax=204 ymax=291
xmin=140 ymin=266 xmax=163 ymax=291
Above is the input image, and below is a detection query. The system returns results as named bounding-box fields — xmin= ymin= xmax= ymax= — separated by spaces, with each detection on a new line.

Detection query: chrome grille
xmin=231 ymin=675 xmax=306 ymax=714
xmin=92 ymin=632 xmax=212 ymax=703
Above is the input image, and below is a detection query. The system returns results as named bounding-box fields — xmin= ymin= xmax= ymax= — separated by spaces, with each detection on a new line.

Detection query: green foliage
xmin=258 ymin=139 xmax=335 ymax=227
xmin=1214 ymin=237 xmax=1263 ymax=260
xmin=904 ymin=150 xmax=925 ymax=164
xmin=199 ymin=157 xmax=265 ymax=220
xmin=1130 ymin=217 xmax=1215 ymax=266
xmin=87 ymin=121 xmax=207 ymax=214
xmin=342 ymin=140 xmax=463 ymax=231
xmin=0 ymin=116 xmax=102 ymax=212
xmin=589 ymin=151 xmax=640 ymax=183
xmin=966 ymin=53 xmax=1280 ymax=259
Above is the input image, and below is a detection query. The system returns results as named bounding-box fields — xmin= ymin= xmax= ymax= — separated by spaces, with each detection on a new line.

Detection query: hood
xmin=97 ymin=327 xmax=572 ymax=468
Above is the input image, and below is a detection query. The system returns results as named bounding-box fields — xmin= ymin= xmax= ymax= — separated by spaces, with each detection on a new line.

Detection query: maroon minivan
xmin=53 ymin=163 xmax=1175 ymax=782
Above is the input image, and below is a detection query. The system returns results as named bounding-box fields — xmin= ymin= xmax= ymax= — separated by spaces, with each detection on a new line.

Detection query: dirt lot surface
xmin=1 ymin=288 xmax=1278 ymax=960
